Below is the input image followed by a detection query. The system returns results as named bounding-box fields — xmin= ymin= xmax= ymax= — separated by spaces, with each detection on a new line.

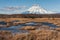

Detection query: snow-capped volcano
xmin=23 ymin=5 xmax=54 ymax=14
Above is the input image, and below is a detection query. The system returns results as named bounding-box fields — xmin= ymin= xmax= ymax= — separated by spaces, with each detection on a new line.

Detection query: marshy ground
xmin=0 ymin=18 xmax=60 ymax=40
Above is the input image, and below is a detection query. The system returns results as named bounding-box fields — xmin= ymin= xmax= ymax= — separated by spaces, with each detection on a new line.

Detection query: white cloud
xmin=0 ymin=6 xmax=26 ymax=11
xmin=0 ymin=6 xmax=27 ymax=14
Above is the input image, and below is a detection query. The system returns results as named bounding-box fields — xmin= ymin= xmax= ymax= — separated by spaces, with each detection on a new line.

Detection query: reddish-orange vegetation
xmin=0 ymin=18 xmax=60 ymax=27
xmin=20 ymin=26 xmax=36 ymax=30
xmin=0 ymin=14 xmax=60 ymax=40
xmin=0 ymin=29 xmax=60 ymax=40
xmin=0 ymin=18 xmax=60 ymax=26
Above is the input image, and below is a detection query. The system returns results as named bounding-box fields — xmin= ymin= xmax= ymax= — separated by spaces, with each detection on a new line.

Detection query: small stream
xmin=0 ymin=22 xmax=59 ymax=33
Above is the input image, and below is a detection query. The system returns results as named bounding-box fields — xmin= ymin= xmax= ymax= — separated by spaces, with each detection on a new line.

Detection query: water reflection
xmin=0 ymin=28 xmax=28 ymax=33
xmin=0 ymin=22 xmax=59 ymax=33
xmin=9 ymin=25 xmax=23 ymax=29
xmin=0 ymin=21 xmax=7 ymax=25
xmin=25 ymin=22 xmax=59 ymax=28
xmin=40 ymin=22 xmax=58 ymax=28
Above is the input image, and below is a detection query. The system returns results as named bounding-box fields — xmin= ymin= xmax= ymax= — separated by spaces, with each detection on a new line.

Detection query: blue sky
xmin=0 ymin=0 xmax=60 ymax=14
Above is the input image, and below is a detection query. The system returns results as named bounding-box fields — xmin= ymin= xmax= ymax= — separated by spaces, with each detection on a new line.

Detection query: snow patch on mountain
xmin=23 ymin=5 xmax=55 ymax=14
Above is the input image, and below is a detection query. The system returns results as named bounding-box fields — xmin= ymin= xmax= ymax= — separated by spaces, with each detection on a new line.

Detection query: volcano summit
xmin=23 ymin=5 xmax=55 ymax=14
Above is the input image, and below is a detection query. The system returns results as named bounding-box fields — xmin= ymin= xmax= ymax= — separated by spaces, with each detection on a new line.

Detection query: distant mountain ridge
xmin=0 ymin=14 xmax=60 ymax=18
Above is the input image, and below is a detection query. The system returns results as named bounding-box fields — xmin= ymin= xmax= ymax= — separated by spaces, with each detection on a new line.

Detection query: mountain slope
xmin=23 ymin=5 xmax=54 ymax=14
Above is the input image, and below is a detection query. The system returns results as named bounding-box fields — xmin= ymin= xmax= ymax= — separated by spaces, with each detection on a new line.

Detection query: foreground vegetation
xmin=0 ymin=28 xmax=60 ymax=40
xmin=0 ymin=14 xmax=60 ymax=40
